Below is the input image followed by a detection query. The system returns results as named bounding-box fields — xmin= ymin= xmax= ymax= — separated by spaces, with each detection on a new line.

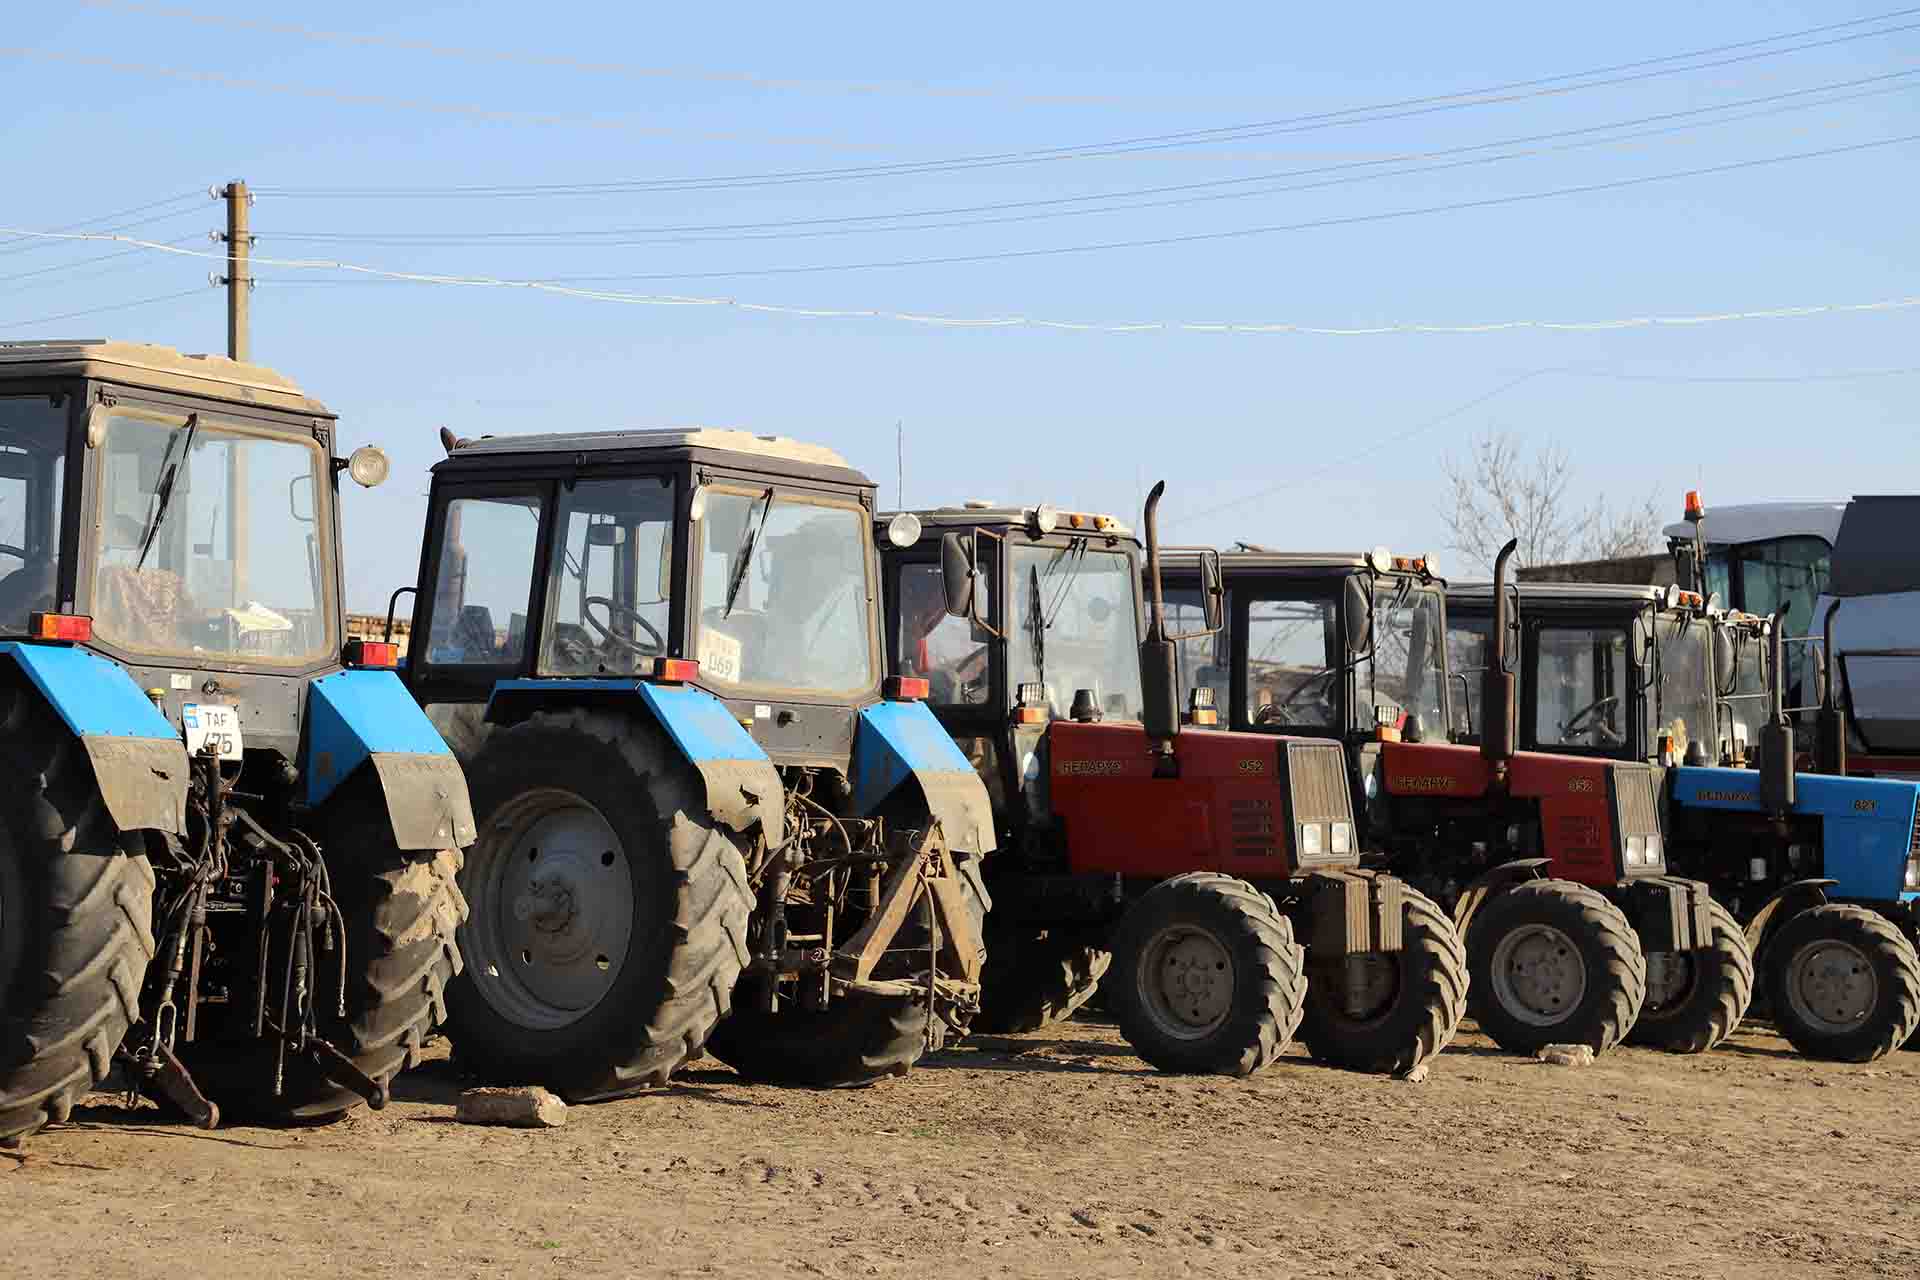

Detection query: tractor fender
xmin=303 ymin=669 xmax=477 ymax=850
xmin=0 ymin=642 xmax=187 ymax=834
xmin=1742 ymin=878 xmax=1839 ymax=960
xmin=484 ymin=678 xmax=783 ymax=841
xmin=1451 ymin=857 xmax=1551 ymax=939
xmin=850 ymin=700 xmax=997 ymax=855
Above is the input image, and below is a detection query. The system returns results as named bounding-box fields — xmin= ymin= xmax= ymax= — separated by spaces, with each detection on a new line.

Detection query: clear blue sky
xmin=6 ymin=2 xmax=1915 ymax=608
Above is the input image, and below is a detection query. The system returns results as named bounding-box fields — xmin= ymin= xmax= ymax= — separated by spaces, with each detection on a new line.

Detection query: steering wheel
xmin=0 ymin=545 xmax=26 ymax=564
xmin=1255 ymin=668 xmax=1337 ymax=724
xmin=583 ymin=596 xmax=665 ymax=657
xmin=1561 ymin=694 xmax=1621 ymax=743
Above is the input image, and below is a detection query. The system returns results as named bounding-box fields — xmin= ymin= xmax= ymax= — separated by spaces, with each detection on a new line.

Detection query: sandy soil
xmin=5 ymin=1017 xmax=1917 ymax=1280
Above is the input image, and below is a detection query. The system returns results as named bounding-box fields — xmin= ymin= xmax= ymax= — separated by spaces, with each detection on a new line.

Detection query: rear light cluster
xmin=343 ymin=638 xmax=399 ymax=668
xmin=1186 ymin=686 xmax=1217 ymax=727
xmin=27 ymin=612 xmax=91 ymax=644
xmin=883 ymin=675 xmax=929 ymax=702
xmin=653 ymin=657 xmax=700 ymax=684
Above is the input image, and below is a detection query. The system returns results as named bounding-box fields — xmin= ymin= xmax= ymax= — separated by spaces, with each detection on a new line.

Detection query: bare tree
xmin=1441 ymin=430 xmax=1663 ymax=572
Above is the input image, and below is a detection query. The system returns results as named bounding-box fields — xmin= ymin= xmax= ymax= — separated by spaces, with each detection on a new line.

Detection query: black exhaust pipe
xmin=1815 ymin=599 xmax=1847 ymax=775
xmin=1482 ymin=538 xmax=1520 ymax=783
xmin=1139 ymin=481 xmax=1179 ymax=760
xmin=1758 ymin=604 xmax=1795 ymax=813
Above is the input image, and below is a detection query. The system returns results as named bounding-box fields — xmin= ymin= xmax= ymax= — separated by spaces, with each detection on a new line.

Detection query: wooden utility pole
xmin=218 ymin=180 xmax=251 ymax=362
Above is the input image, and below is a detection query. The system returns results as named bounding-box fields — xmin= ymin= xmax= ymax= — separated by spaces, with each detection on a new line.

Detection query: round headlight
xmin=347 ymin=445 xmax=389 ymax=488
xmin=885 ymin=511 xmax=922 ymax=548
xmin=1368 ymin=546 xmax=1393 ymax=573
xmin=1031 ymin=504 xmax=1060 ymax=535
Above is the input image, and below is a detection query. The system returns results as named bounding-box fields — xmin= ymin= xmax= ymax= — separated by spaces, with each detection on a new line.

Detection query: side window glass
xmin=897 ymin=562 xmax=989 ymax=705
xmin=427 ymin=495 xmax=541 ymax=666
xmin=1533 ymin=627 xmax=1629 ymax=749
xmin=1246 ymin=597 xmax=1338 ymax=728
xmin=1165 ymin=588 xmax=1227 ymax=716
xmin=1446 ymin=617 xmax=1491 ymax=737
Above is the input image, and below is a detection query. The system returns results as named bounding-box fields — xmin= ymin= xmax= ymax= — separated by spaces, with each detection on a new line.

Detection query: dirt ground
xmin=5 ymin=1016 xmax=1917 ymax=1280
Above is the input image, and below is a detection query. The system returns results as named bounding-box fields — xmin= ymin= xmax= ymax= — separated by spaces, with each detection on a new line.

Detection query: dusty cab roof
xmin=1165 ymin=549 xmax=1435 ymax=575
xmin=881 ymin=503 xmax=1136 ymax=538
xmin=0 ymin=339 xmax=330 ymax=416
xmin=1449 ymin=581 xmax=1671 ymax=607
xmin=439 ymin=427 xmax=873 ymax=486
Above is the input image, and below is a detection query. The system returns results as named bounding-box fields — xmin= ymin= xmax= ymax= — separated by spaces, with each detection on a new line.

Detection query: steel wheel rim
xmin=1490 ymin=922 xmax=1587 ymax=1028
xmin=1784 ymin=938 xmax=1878 ymax=1036
xmin=463 ymin=788 xmax=635 ymax=1032
xmin=1643 ymin=950 xmax=1697 ymax=1014
xmin=1136 ymin=923 xmax=1236 ymax=1041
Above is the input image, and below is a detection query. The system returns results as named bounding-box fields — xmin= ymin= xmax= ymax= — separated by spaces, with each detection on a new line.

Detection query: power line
xmin=490 ymin=129 xmax=1920 ymax=283
xmin=0 ymin=235 xmax=203 ymax=287
xmin=0 ymin=286 xmax=206 ymax=331
xmin=78 ymin=0 xmax=1920 ymax=112
xmin=14 ymin=15 xmax=1907 ymax=198
xmin=253 ymin=68 xmax=1920 ymax=249
xmin=0 ymin=193 xmax=203 ymax=258
xmin=8 ymin=224 xmax=1920 ymax=338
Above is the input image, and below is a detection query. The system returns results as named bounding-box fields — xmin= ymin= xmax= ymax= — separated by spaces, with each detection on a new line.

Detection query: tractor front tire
xmin=1108 ymin=872 xmax=1306 ymax=1076
xmin=448 ymin=710 xmax=752 ymax=1101
xmin=976 ymin=923 xmax=1110 ymax=1036
xmin=0 ymin=689 xmax=156 ymax=1144
xmin=1299 ymin=885 xmax=1467 ymax=1076
xmin=1466 ymin=879 xmax=1646 ymax=1058
xmin=1626 ymin=898 xmax=1753 ymax=1054
xmin=1764 ymin=904 xmax=1920 ymax=1063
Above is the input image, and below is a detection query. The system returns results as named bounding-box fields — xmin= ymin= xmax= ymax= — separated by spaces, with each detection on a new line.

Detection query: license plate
xmin=182 ymin=702 xmax=243 ymax=761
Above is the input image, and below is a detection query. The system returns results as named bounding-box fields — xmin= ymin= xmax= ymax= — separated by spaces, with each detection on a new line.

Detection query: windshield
xmin=0 ymin=397 xmax=67 ymax=634
xmin=540 ymin=477 xmax=674 ymax=676
xmin=1361 ymin=582 xmax=1447 ymax=737
xmin=1656 ymin=613 xmax=1713 ymax=762
xmin=1721 ymin=620 xmax=1770 ymax=760
xmin=1532 ymin=624 xmax=1629 ymax=752
xmin=696 ymin=489 xmax=874 ymax=694
xmin=91 ymin=408 xmax=330 ymax=663
xmin=1009 ymin=542 xmax=1141 ymax=720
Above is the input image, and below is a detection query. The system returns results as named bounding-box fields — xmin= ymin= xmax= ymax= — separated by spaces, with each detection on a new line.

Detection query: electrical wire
xmin=252 ymin=68 xmax=1920 ymax=249
xmin=76 ymin=0 xmax=1920 ymax=111
xmin=0 ymin=194 xmax=204 ymax=258
xmin=237 ymin=11 xmax=1920 ymax=199
xmin=0 ymin=285 xmax=207 ymax=331
xmin=6 ymin=222 xmax=1918 ymax=339
xmin=0 ymin=236 xmax=203 ymax=287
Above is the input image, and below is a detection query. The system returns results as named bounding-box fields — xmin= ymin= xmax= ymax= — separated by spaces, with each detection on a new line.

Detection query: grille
xmin=1285 ymin=740 xmax=1353 ymax=826
xmin=1230 ymin=797 xmax=1277 ymax=857
xmin=1609 ymin=763 xmax=1662 ymax=842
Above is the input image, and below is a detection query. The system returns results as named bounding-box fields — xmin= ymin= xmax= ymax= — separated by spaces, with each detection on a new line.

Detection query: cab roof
xmin=0 ymin=339 xmax=330 ymax=416
xmin=1448 ymin=580 xmax=1669 ymax=606
xmin=1166 ymin=548 xmax=1441 ymax=580
xmin=437 ymin=427 xmax=873 ymax=487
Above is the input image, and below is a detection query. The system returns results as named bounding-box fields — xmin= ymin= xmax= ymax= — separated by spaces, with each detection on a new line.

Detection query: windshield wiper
xmin=134 ymin=414 xmax=199 ymax=571
xmin=722 ymin=486 xmax=774 ymax=619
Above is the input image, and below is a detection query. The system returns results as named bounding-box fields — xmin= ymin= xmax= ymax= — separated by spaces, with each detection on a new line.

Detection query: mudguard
xmin=1451 ymin=857 xmax=1550 ymax=938
xmin=304 ymin=669 xmax=477 ymax=850
xmin=1672 ymin=765 xmax=1920 ymax=901
xmin=1742 ymin=878 xmax=1837 ymax=958
xmin=851 ymin=700 xmax=997 ymax=855
xmin=0 ymin=642 xmax=187 ymax=834
xmin=484 ymin=678 xmax=784 ymax=840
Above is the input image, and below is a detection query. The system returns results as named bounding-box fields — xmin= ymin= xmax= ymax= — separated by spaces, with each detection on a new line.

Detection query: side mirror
xmin=586 ymin=524 xmax=626 ymax=547
xmin=1198 ymin=550 xmax=1224 ymax=633
xmin=1343 ymin=575 xmax=1373 ymax=656
xmin=940 ymin=531 xmax=974 ymax=617
xmin=1712 ymin=626 xmax=1735 ymax=695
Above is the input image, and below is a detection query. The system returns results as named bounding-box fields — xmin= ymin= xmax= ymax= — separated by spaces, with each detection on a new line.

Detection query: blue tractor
xmin=397 ymin=427 xmax=994 ymax=1093
xmin=1448 ymin=510 xmax=1920 ymax=1060
xmin=0 ymin=341 xmax=473 ymax=1144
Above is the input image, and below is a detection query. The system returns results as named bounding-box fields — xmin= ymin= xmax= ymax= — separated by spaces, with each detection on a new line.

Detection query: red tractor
xmin=880 ymin=486 xmax=1466 ymax=1077
xmin=1160 ymin=539 xmax=1749 ymax=1058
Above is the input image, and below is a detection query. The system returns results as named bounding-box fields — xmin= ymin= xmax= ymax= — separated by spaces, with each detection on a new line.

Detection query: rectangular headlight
xmin=1906 ymin=856 xmax=1920 ymax=892
xmin=1625 ymin=835 xmax=1645 ymax=867
xmin=1329 ymin=821 xmax=1353 ymax=856
xmin=1645 ymin=834 xmax=1663 ymax=865
xmin=1299 ymin=822 xmax=1325 ymax=857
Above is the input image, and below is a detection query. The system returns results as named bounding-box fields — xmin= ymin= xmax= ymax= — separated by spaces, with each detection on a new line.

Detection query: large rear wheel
xmin=0 ymin=687 xmax=156 ymax=1144
xmin=1763 ymin=904 xmax=1920 ymax=1063
xmin=1109 ymin=873 xmax=1306 ymax=1076
xmin=1298 ymin=884 xmax=1466 ymax=1075
xmin=448 ymin=710 xmax=752 ymax=1100
xmin=976 ymin=923 xmax=1110 ymax=1036
xmin=1466 ymin=879 xmax=1646 ymax=1057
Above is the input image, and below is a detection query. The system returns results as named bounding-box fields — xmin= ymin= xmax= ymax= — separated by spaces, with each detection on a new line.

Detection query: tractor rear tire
xmin=706 ymin=848 xmax=990 ymax=1085
xmin=1763 ymin=904 xmax=1920 ymax=1063
xmin=1298 ymin=885 xmax=1467 ymax=1076
xmin=0 ymin=683 xmax=156 ymax=1145
xmin=1108 ymin=872 xmax=1306 ymax=1076
xmin=177 ymin=779 xmax=468 ymax=1120
xmin=448 ymin=710 xmax=752 ymax=1101
xmin=1626 ymin=898 xmax=1752 ymax=1054
xmin=975 ymin=924 xmax=1110 ymax=1035
xmin=1466 ymin=879 xmax=1646 ymax=1058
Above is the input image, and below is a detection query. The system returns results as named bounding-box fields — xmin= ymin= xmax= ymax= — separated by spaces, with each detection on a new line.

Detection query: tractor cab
xmin=880 ymin=501 xmax=1145 ymax=839
xmin=402 ymin=428 xmax=994 ymax=1094
xmin=0 ymin=340 xmax=471 ymax=1141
